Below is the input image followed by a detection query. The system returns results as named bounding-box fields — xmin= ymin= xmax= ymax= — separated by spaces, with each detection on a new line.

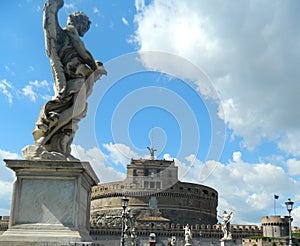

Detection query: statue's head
xmin=67 ymin=11 xmax=91 ymax=37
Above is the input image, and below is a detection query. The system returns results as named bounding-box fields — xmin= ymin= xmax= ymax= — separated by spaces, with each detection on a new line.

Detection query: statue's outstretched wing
xmin=228 ymin=212 xmax=234 ymax=223
xmin=43 ymin=0 xmax=63 ymax=57
xmin=43 ymin=0 xmax=66 ymax=98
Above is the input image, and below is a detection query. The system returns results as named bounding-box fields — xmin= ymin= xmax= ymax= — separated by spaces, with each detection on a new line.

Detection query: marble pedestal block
xmin=0 ymin=159 xmax=99 ymax=246
xmin=220 ymin=239 xmax=234 ymax=246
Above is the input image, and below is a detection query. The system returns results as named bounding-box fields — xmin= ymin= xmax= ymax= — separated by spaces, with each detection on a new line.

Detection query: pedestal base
xmin=220 ymin=239 xmax=234 ymax=246
xmin=0 ymin=159 xmax=99 ymax=246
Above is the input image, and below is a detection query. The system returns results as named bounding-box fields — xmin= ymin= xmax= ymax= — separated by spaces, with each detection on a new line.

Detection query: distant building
xmin=0 ymin=217 xmax=8 ymax=236
xmin=261 ymin=215 xmax=289 ymax=237
xmin=91 ymin=158 xmax=218 ymax=227
xmin=242 ymin=216 xmax=300 ymax=246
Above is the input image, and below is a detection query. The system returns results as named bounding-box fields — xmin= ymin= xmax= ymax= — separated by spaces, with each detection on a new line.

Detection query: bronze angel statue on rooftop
xmin=22 ymin=0 xmax=107 ymax=161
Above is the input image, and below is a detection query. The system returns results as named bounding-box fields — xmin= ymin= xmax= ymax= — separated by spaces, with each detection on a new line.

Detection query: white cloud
xmin=0 ymin=79 xmax=51 ymax=103
xmin=277 ymin=132 xmax=300 ymax=156
xmin=293 ymin=206 xmax=300 ymax=228
xmin=133 ymin=0 xmax=300 ymax=155
xmin=22 ymin=85 xmax=36 ymax=101
xmin=286 ymin=158 xmax=300 ymax=176
xmin=93 ymin=7 xmax=100 ymax=15
xmin=0 ymin=181 xmax=13 ymax=202
xmin=0 ymin=149 xmax=20 ymax=215
xmin=135 ymin=0 xmax=145 ymax=12
xmin=0 ymin=79 xmax=13 ymax=103
xmin=103 ymin=142 xmax=140 ymax=167
xmin=29 ymin=80 xmax=49 ymax=88
xmin=64 ymin=3 xmax=75 ymax=10
xmin=21 ymin=80 xmax=51 ymax=102
xmin=71 ymin=145 xmax=125 ymax=183
xmin=177 ymin=151 xmax=300 ymax=225
xmin=122 ymin=17 xmax=129 ymax=26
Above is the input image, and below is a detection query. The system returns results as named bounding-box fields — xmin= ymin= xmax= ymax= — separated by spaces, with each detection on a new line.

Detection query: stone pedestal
xmin=220 ymin=239 xmax=234 ymax=246
xmin=0 ymin=159 xmax=99 ymax=246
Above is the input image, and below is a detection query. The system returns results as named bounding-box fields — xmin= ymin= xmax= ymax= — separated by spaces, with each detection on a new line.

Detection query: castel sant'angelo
xmin=88 ymin=150 xmax=261 ymax=245
xmin=90 ymin=153 xmax=218 ymax=227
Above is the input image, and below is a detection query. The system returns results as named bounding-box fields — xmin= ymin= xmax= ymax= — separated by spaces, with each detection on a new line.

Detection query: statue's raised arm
xmin=22 ymin=0 xmax=107 ymax=161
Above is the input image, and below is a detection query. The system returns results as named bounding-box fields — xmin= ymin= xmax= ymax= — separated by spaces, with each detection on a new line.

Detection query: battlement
xmin=92 ymin=181 xmax=218 ymax=201
xmin=90 ymin=222 xmax=261 ymax=239
xmin=0 ymin=216 xmax=9 ymax=233
xmin=261 ymin=215 xmax=289 ymax=225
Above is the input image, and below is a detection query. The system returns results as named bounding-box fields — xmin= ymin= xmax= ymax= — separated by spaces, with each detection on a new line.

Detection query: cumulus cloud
xmin=0 ymin=149 xmax=21 ymax=215
xmin=133 ymin=0 xmax=300 ymax=155
xmin=286 ymin=158 xmax=300 ymax=176
xmin=71 ymin=145 xmax=125 ymax=183
xmin=135 ymin=0 xmax=145 ymax=12
xmin=175 ymin=151 xmax=300 ymax=225
xmin=103 ymin=142 xmax=140 ymax=168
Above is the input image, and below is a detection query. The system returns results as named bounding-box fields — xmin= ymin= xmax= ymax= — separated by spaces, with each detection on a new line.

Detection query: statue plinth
xmin=0 ymin=159 xmax=99 ymax=246
xmin=220 ymin=238 xmax=234 ymax=246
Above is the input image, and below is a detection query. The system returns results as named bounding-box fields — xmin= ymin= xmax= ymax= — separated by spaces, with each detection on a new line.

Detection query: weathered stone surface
xmin=0 ymin=159 xmax=99 ymax=246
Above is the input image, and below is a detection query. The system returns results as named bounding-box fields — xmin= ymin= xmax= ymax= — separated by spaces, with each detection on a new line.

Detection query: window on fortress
xmin=203 ymin=189 xmax=208 ymax=195
xmin=157 ymin=169 xmax=160 ymax=177
xmin=150 ymin=181 xmax=155 ymax=189
xmin=133 ymin=169 xmax=137 ymax=176
xmin=144 ymin=169 xmax=149 ymax=176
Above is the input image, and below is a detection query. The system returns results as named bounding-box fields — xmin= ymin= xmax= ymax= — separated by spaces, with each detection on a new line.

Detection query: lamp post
xmin=199 ymin=231 xmax=202 ymax=245
xmin=121 ymin=195 xmax=129 ymax=246
xmin=285 ymin=198 xmax=294 ymax=246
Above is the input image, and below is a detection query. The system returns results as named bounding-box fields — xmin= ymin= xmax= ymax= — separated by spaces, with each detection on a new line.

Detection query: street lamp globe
xmin=122 ymin=195 xmax=129 ymax=210
xmin=285 ymin=198 xmax=294 ymax=214
xmin=285 ymin=198 xmax=294 ymax=246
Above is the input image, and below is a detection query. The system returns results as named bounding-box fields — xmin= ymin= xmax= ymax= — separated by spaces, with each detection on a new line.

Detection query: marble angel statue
xmin=218 ymin=210 xmax=234 ymax=240
xmin=22 ymin=0 xmax=106 ymax=161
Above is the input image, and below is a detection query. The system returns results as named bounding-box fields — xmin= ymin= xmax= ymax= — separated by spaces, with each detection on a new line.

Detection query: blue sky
xmin=1 ymin=0 xmax=300 ymax=226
